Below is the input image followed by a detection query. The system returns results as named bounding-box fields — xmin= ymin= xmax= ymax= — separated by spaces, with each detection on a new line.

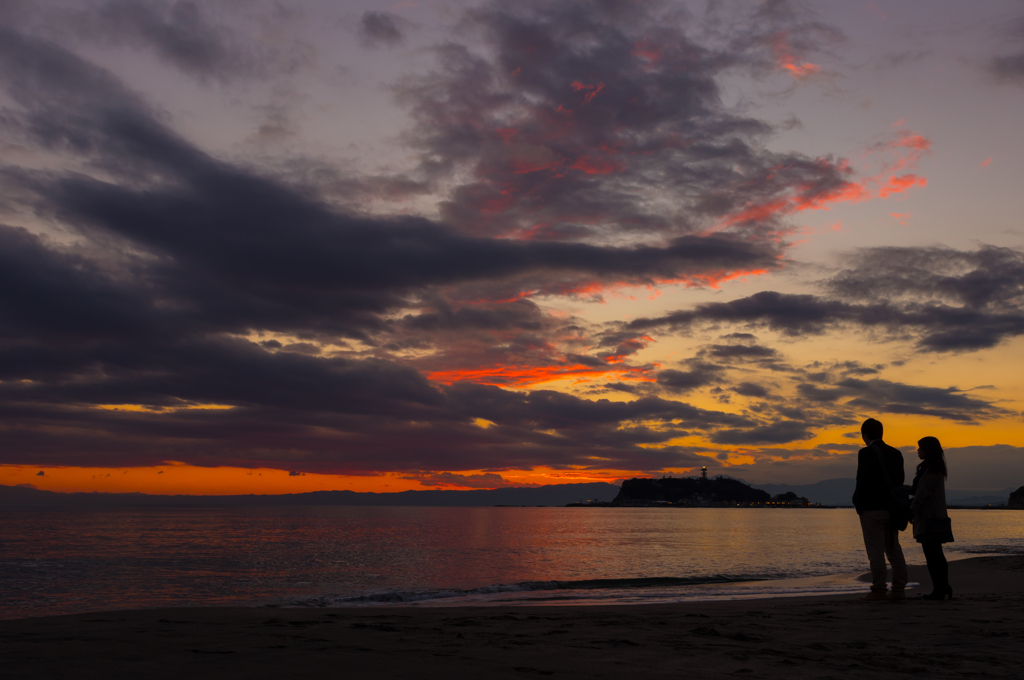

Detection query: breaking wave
xmin=282 ymin=573 xmax=792 ymax=607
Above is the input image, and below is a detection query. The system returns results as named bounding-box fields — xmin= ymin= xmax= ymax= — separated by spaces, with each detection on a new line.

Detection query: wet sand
xmin=3 ymin=555 xmax=1022 ymax=679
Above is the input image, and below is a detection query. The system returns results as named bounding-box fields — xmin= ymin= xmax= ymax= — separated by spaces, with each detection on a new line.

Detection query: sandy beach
xmin=3 ymin=555 xmax=1022 ymax=680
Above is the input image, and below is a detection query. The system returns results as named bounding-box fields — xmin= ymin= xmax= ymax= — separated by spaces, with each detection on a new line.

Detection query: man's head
xmin=861 ymin=418 xmax=883 ymax=444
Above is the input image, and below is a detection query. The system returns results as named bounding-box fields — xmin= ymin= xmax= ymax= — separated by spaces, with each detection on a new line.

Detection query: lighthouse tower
xmin=701 ymin=466 xmax=707 ymax=480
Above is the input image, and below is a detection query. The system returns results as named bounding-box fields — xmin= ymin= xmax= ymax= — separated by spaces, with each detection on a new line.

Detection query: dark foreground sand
xmin=3 ymin=556 xmax=1023 ymax=680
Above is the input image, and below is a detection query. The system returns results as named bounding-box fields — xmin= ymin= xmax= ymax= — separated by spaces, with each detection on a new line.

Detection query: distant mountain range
xmin=1 ymin=478 xmax=1015 ymax=508
xmin=757 ymin=478 xmax=1015 ymax=507
xmin=757 ymin=479 xmax=857 ymax=506
xmin=0 ymin=482 xmax=621 ymax=508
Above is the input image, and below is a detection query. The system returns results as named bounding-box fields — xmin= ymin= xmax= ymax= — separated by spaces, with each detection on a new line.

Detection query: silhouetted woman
xmin=910 ymin=436 xmax=954 ymax=600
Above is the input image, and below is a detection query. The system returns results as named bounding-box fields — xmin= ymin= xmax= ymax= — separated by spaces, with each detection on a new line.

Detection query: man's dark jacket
xmin=852 ymin=440 xmax=905 ymax=514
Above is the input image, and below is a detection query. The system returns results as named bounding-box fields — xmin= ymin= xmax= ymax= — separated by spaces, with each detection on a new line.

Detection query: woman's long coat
xmin=910 ymin=468 xmax=949 ymax=541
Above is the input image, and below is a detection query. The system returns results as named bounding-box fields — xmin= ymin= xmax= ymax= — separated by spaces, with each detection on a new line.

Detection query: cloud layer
xmin=0 ymin=1 xmax=1019 ymax=483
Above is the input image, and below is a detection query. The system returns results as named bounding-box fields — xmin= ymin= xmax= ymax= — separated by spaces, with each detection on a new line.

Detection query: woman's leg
xmin=935 ymin=542 xmax=949 ymax=593
xmin=921 ymin=540 xmax=948 ymax=593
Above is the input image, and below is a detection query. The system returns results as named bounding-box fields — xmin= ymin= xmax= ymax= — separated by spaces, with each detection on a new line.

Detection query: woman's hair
xmin=917 ymin=436 xmax=948 ymax=479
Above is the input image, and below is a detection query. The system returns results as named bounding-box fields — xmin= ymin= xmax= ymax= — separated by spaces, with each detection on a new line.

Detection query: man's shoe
xmin=887 ymin=589 xmax=906 ymax=601
xmin=861 ymin=590 xmax=888 ymax=602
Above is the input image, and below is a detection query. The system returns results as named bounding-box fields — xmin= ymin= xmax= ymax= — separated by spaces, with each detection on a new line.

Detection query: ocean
xmin=2 ymin=506 xmax=1022 ymax=620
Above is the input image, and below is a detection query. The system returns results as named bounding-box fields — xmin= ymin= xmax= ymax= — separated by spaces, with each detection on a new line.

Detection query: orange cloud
xmin=632 ymin=41 xmax=661 ymax=63
xmin=718 ymin=177 xmax=869 ymax=230
xmin=426 ymin=362 xmax=655 ymax=388
xmin=772 ymin=32 xmax=820 ymax=79
xmin=570 ymin=155 xmax=624 ymax=175
xmin=981 ymin=156 xmax=993 ymax=167
xmin=867 ymin=129 xmax=931 ymax=172
xmin=890 ymin=212 xmax=910 ymax=225
xmin=479 ymin=194 xmax=515 ymax=213
xmin=510 ymin=158 xmax=563 ymax=174
xmin=603 ymin=336 xmax=653 ymax=364
xmin=878 ymin=173 xmax=926 ymax=198
xmin=535 ymin=267 xmax=775 ymax=299
xmin=890 ymin=133 xmax=930 ymax=151
xmin=571 ymin=80 xmax=606 ymax=104
xmin=718 ymin=130 xmax=930 ymax=230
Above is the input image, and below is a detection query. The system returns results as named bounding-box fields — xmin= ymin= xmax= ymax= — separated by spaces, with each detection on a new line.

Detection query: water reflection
xmin=2 ymin=507 xmax=1021 ymax=619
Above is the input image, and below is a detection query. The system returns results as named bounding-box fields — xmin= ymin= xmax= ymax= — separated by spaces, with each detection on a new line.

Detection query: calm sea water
xmin=2 ymin=507 xmax=1022 ymax=620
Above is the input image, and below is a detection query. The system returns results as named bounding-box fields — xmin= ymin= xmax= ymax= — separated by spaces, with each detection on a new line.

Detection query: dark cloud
xmin=710 ymin=420 xmax=815 ymax=445
xmin=733 ymin=382 xmax=768 ymax=398
xmin=395 ymin=0 xmax=854 ymax=246
xmin=657 ymin=363 xmax=722 ymax=393
xmin=402 ymin=472 xmax=534 ymax=489
xmin=627 ymin=291 xmax=853 ymax=336
xmin=0 ymin=27 xmax=782 ymax=346
xmin=91 ymin=0 xmax=234 ymax=76
xmin=706 ymin=343 xmax=778 ymax=360
xmin=626 ymin=245 xmax=1024 ymax=352
xmin=989 ymin=18 xmax=1024 ymax=82
xmin=827 ymin=245 xmax=1024 ymax=351
xmin=0 ymin=13 xmax=773 ymax=474
xmin=835 ymin=378 xmax=1005 ymax=423
xmin=0 ymin=6 xmax=1013 ymax=480
xmin=992 ymin=52 xmax=1024 ymax=81
xmin=796 ymin=383 xmax=844 ymax=403
xmin=600 ymin=382 xmax=641 ymax=394
xmin=788 ymin=367 xmax=1006 ymax=424
xmin=0 ymin=356 xmax=747 ymax=472
xmin=825 ymin=245 xmax=1024 ymax=310
xmin=58 ymin=0 xmax=314 ymax=82
xmin=359 ymin=11 xmax=404 ymax=47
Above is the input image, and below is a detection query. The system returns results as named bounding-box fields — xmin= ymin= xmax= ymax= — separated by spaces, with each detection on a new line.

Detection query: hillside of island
xmin=568 ymin=471 xmax=814 ymax=507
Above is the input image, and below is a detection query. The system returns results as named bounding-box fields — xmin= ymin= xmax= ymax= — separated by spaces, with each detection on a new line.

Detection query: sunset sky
xmin=2 ymin=0 xmax=1024 ymax=495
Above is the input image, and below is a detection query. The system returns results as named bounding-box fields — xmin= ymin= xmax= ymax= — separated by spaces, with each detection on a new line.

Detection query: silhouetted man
xmin=852 ymin=417 xmax=907 ymax=601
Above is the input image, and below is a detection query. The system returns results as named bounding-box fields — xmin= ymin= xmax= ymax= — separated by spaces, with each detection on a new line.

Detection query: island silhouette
xmin=610 ymin=475 xmax=785 ymax=507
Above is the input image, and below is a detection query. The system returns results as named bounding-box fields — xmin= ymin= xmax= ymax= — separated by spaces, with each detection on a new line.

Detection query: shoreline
xmin=3 ymin=556 xmax=1022 ymax=679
